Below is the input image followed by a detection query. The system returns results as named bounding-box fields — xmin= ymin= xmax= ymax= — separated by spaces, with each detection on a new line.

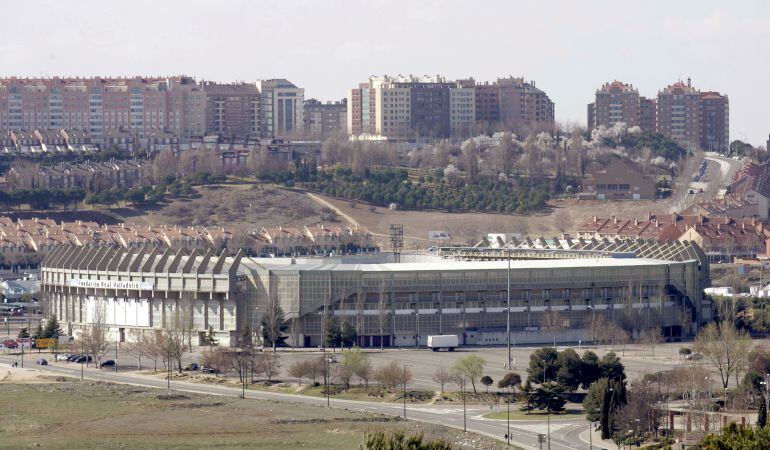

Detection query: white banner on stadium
xmin=67 ymin=279 xmax=154 ymax=290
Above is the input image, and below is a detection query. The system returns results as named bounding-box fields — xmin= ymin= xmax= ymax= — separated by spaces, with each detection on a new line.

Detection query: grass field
xmin=483 ymin=408 xmax=584 ymax=421
xmin=0 ymin=379 xmax=505 ymax=449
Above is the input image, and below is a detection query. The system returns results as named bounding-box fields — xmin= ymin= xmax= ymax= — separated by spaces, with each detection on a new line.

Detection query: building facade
xmin=41 ymin=237 xmax=710 ymax=348
xmin=347 ymin=75 xmax=554 ymax=139
xmin=257 ymin=79 xmax=305 ymax=138
xmin=303 ymin=99 xmax=347 ymax=137
xmin=202 ymin=82 xmax=261 ymax=136
xmin=587 ymin=78 xmax=729 ymax=152
xmin=580 ymin=159 xmax=656 ymax=200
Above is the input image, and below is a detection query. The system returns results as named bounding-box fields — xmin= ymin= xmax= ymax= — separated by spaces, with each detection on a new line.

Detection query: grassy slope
xmin=1 ymin=381 xmax=475 ymax=449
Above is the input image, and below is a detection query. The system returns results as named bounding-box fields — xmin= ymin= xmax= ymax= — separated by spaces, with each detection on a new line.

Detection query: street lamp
xmin=506 ymin=247 xmax=511 ymax=370
xmin=546 ymin=396 xmax=560 ymax=450
xmin=462 ymin=375 xmax=467 ymax=432
xmin=403 ymin=363 xmax=413 ymax=419
xmin=587 ymin=305 xmax=596 ymax=348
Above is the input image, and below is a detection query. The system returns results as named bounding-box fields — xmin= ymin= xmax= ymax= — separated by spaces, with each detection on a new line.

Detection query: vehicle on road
xmin=201 ymin=366 xmax=219 ymax=374
xmin=2 ymin=339 xmax=18 ymax=349
xmin=685 ymin=353 xmax=703 ymax=361
xmin=183 ymin=363 xmax=199 ymax=371
xmin=36 ymin=358 xmax=48 ymax=365
xmin=427 ymin=335 xmax=459 ymax=351
xmin=100 ymin=360 xmax=116 ymax=368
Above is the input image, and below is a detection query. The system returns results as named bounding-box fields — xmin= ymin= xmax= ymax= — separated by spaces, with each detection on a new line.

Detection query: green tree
xmin=324 ymin=318 xmax=342 ymax=349
xmin=43 ymin=314 xmax=62 ymax=339
xmin=18 ymin=327 xmax=29 ymax=339
xmin=498 ymin=372 xmax=522 ymax=393
xmin=580 ymin=350 xmax=602 ymax=389
xmin=32 ymin=322 xmax=44 ymax=339
xmin=453 ymin=355 xmax=486 ymax=394
xmin=700 ymin=422 xmax=770 ymax=449
xmin=531 ymin=382 xmax=566 ymax=413
xmin=599 ymin=351 xmax=626 ymax=382
xmin=527 ymin=347 xmax=559 ymax=384
xmin=556 ymin=348 xmax=583 ymax=392
xmin=480 ymin=375 xmax=493 ymax=392
xmin=340 ymin=321 xmax=357 ymax=349
xmin=583 ymin=377 xmax=609 ymax=422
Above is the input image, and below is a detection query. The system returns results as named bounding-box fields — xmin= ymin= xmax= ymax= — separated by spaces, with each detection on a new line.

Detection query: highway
xmin=0 ymin=356 xmax=590 ymax=450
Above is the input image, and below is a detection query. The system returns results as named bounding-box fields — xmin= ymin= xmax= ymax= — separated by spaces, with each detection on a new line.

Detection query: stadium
xmin=40 ymin=237 xmax=710 ymax=347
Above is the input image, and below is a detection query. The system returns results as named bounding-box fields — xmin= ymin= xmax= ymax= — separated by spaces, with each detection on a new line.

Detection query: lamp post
xmin=587 ymin=305 xmax=595 ymax=348
xmin=415 ymin=312 xmax=420 ymax=349
xmin=115 ymin=337 xmax=118 ymax=373
xmin=589 ymin=421 xmax=593 ymax=450
xmin=546 ymin=396 xmax=559 ymax=450
xmin=462 ymin=375 xmax=467 ymax=432
xmin=506 ymin=386 xmax=511 ymax=446
xmin=80 ymin=326 xmax=85 ymax=381
xmin=403 ymin=363 xmax=413 ymax=419
xmin=506 ymin=247 xmax=512 ymax=370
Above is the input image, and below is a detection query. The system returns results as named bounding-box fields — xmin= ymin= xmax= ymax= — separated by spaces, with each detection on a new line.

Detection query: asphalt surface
xmin=0 ymin=355 xmax=590 ymax=450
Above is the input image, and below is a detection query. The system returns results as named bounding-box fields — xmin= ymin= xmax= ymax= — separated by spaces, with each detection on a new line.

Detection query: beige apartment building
xmin=581 ymin=159 xmax=656 ymax=200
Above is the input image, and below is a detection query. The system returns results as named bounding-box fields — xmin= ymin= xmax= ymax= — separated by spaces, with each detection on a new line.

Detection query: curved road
xmin=0 ymin=356 xmax=590 ymax=450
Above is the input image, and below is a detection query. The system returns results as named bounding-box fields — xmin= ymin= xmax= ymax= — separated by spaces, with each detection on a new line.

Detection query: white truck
xmin=427 ymin=335 xmax=459 ymax=351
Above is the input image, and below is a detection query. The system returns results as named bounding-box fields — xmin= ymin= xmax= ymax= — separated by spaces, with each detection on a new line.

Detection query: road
xmin=0 ymin=356 xmax=589 ymax=450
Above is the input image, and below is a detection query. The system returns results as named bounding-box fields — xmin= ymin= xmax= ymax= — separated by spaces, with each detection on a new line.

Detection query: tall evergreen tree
xmin=43 ymin=314 xmax=62 ymax=339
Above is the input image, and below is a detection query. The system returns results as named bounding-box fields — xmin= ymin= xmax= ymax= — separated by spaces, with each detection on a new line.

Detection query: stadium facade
xmin=41 ymin=237 xmax=710 ymax=347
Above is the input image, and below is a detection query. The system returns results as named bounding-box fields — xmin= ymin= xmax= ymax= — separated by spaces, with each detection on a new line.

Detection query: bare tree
xmin=288 ymin=359 xmax=311 ymax=385
xmin=694 ymin=321 xmax=751 ymax=389
xmin=161 ymin=305 xmax=192 ymax=374
xmin=152 ymin=148 xmax=178 ymax=182
xmin=374 ymin=361 xmax=411 ymax=394
xmin=539 ymin=309 xmax=567 ymax=348
xmin=124 ymin=330 xmax=151 ymax=370
xmin=255 ymin=352 xmax=281 ymax=383
xmin=377 ymin=283 xmax=389 ymax=351
xmin=82 ymin=302 xmax=109 ymax=367
xmin=432 ymin=366 xmax=451 ymax=395
xmin=638 ymin=327 xmax=664 ymax=358
xmin=201 ymin=346 xmax=232 ymax=377
xmin=263 ymin=294 xmax=287 ymax=353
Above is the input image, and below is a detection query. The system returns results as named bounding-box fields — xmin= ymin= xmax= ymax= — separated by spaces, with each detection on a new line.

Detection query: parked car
xmin=36 ymin=358 xmax=48 ymax=365
xmin=183 ymin=363 xmax=199 ymax=371
xmin=2 ymin=339 xmax=18 ymax=349
xmin=75 ymin=355 xmax=93 ymax=363
xmin=100 ymin=360 xmax=115 ymax=368
xmin=685 ymin=353 xmax=703 ymax=361
xmin=66 ymin=354 xmax=80 ymax=362
xmin=201 ymin=366 xmax=219 ymax=374
xmin=56 ymin=353 xmax=71 ymax=361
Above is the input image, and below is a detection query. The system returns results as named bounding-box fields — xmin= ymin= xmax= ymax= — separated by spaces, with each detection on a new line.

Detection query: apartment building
xmin=587 ymin=81 xmax=641 ymax=129
xmin=303 ymin=98 xmax=346 ymax=137
xmin=0 ymin=76 xmax=307 ymax=142
xmin=202 ymin=82 xmax=261 ymax=136
xmin=257 ymin=79 xmax=305 ymax=138
xmin=347 ymin=75 xmax=554 ymax=139
xmin=587 ymin=79 xmax=729 ymax=152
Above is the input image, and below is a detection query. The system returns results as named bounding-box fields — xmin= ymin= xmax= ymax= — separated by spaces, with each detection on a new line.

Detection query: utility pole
xmin=115 ymin=338 xmax=118 ymax=373
xmin=402 ymin=363 xmax=412 ymax=419
xmin=462 ymin=376 xmax=467 ymax=432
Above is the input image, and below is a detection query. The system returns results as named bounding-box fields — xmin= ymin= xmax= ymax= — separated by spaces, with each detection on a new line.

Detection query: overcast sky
xmin=2 ymin=0 xmax=768 ymax=145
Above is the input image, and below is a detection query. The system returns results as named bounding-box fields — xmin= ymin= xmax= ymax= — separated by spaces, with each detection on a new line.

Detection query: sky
xmin=2 ymin=0 xmax=769 ymax=145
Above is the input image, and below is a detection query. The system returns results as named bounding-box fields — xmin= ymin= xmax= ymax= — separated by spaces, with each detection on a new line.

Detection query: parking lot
xmin=8 ymin=340 xmax=707 ymax=391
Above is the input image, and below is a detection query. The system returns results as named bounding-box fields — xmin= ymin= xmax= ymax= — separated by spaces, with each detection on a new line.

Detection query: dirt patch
xmin=316 ymin=193 xmax=674 ymax=248
xmin=117 ymin=184 xmax=327 ymax=229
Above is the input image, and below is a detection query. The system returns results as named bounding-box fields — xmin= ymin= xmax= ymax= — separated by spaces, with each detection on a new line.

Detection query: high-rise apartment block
xmin=257 ymin=79 xmax=305 ymax=138
xmin=587 ymin=78 xmax=729 ymax=152
xmin=0 ymin=76 xmax=307 ymax=142
xmin=347 ymin=75 xmax=554 ymax=138
xmin=303 ymin=98 xmax=346 ymax=137
xmin=202 ymin=82 xmax=261 ymax=136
